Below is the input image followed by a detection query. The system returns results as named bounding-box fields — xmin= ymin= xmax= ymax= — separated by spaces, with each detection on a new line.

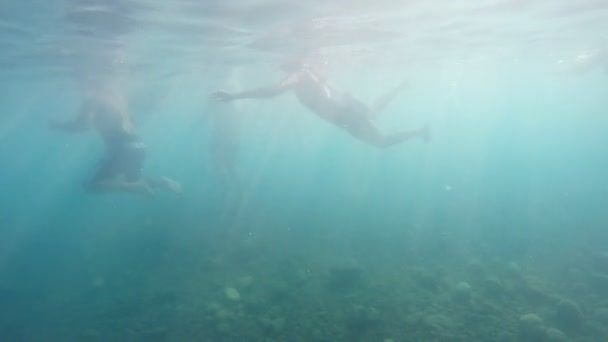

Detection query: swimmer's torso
xmin=87 ymin=99 xmax=138 ymax=149
xmin=292 ymin=68 xmax=340 ymax=119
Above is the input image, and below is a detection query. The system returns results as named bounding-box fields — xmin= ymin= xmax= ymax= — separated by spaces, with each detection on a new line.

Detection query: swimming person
xmin=210 ymin=52 xmax=430 ymax=148
xmin=49 ymin=85 xmax=182 ymax=197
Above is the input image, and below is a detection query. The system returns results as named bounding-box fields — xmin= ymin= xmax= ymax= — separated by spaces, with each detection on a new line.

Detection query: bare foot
xmin=161 ymin=177 xmax=183 ymax=195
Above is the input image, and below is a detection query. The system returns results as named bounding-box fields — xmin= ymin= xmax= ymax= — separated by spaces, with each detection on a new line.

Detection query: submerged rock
xmin=346 ymin=305 xmax=382 ymax=334
xmin=496 ymin=331 xmax=515 ymax=342
xmin=589 ymin=273 xmax=608 ymax=295
xmin=215 ymin=308 xmax=233 ymax=320
xmin=466 ymin=259 xmax=485 ymax=278
xmin=593 ymin=307 xmax=608 ymax=324
xmin=327 ymin=262 xmax=364 ymax=291
xmin=544 ymin=327 xmax=569 ymax=342
xmin=411 ymin=267 xmax=442 ymax=292
xmin=216 ymin=322 xmax=231 ymax=335
xmin=555 ymin=299 xmax=583 ymax=332
xmin=451 ymin=281 xmax=472 ymax=304
xmin=405 ymin=312 xmax=422 ymax=325
xmin=224 ymin=287 xmax=241 ymax=301
xmin=423 ymin=313 xmax=454 ymax=333
xmin=350 ymin=305 xmax=381 ymax=323
xmin=591 ymin=251 xmax=608 ymax=273
xmin=483 ymin=277 xmax=505 ymax=299
xmin=259 ymin=316 xmax=285 ymax=334
xmin=236 ymin=275 xmax=254 ymax=288
xmin=584 ymin=320 xmax=608 ymax=340
xmin=518 ymin=313 xmax=545 ymax=341
xmin=506 ymin=262 xmax=522 ymax=277
xmin=517 ymin=277 xmax=557 ymax=305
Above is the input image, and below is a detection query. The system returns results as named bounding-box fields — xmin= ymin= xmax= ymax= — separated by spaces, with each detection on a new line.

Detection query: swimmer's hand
xmin=210 ymin=90 xmax=235 ymax=102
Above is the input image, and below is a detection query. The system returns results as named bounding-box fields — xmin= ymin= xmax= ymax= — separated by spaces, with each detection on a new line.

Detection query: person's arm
xmin=48 ymin=104 xmax=93 ymax=132
xmin=210 ymin=74 xmax=299 ymax=102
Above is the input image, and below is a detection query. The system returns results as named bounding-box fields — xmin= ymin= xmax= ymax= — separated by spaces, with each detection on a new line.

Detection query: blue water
xmin=2 ymin=1 xmax=608 ymax=341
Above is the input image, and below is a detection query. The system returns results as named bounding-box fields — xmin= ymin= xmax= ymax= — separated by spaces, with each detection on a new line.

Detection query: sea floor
xmin=1 ymin=215 xmax=607 ymax=342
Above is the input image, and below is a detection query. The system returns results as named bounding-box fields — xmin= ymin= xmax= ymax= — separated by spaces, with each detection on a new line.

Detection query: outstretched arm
xmin=48 ymin=104 xmax=93 ymax=132
xmin=210 ymin=74 xmax=299 ymax=102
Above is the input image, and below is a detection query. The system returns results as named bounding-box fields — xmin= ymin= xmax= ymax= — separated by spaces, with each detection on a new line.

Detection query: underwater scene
xmin=1 ymin=0 xmax=608 ymax=341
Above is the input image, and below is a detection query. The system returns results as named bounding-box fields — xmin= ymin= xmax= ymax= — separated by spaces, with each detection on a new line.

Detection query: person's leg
xmin=146 ymin=177 xmax=182 ymax=194
xmin=85 ymin=157 xmax=154 ymax=196
xmin=84 ymin=157 xmax=121 ymax=193
xmin=381 ymin=124 xmax=430 ymax=147
xmin=122 ymin=141 xmax=182 ymax=195
xmin=369 ymin=81 xmax=408 ymax=118
xmin=344 ymin=118 xmax=429 ymax=148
